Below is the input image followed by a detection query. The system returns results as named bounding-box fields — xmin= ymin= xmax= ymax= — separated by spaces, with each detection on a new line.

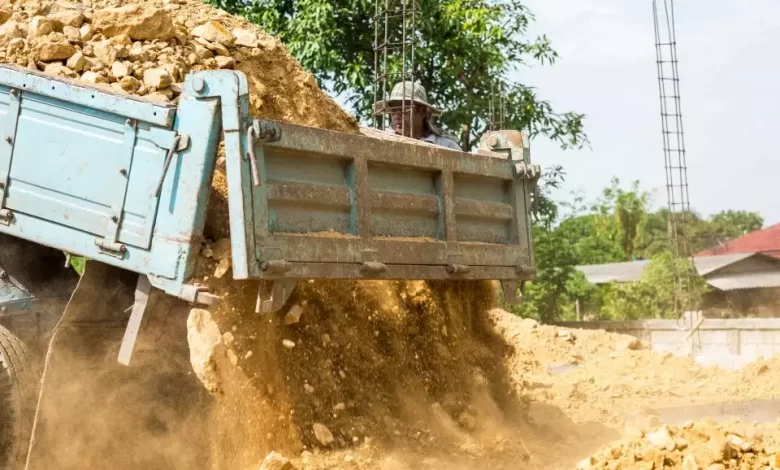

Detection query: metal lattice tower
xmin=372 ymin=0 xmax=418 ymax=133
xmin=653 ymin=0 xmax=696 ymax=318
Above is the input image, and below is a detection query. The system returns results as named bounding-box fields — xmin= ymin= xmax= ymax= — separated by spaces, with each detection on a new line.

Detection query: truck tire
xmin=0 ymin=324 xmax=35 ymax=470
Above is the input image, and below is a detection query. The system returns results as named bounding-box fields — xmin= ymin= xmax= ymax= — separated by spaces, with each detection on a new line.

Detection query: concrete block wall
xmin=556 ymin=317 xmax=780 ymax=368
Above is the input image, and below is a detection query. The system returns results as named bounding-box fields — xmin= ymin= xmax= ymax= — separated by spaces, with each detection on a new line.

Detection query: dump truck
xmin=0 ymin=64 xmax=539 ymax=469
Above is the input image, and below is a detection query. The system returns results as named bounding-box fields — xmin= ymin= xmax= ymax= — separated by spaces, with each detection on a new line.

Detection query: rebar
xmin=653 ymin=0 xmax=697 ymax=325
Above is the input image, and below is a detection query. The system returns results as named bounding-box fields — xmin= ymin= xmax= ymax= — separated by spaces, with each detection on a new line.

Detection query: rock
xmin=727 ymin=434 xmax=752 ymax=452
xmin=111 ymin=61 xmax=131 ymax=79
xmin=758 ymin=363 xmax=769 ymax=374
xmin=119 ymin=75 xmax=140 ymax=93
xmin=79 ymin=24 xmax=93 ymax=41
xmin=617 ymin=337 xmax=641 ymax=351
xmin=215 ymin=55 xmax=234 ymax=69
xmin=44 ymin=63 xmax=76 ymax=78
xmin=304 ymin=383 xmax=314 ymax=394
xmin=92 ymin=5 xmax=175 ymax=41
xmin=28 ymin=17 xmax=61 ymax=39
xmin=258 ymin=451 xmax=295 ymax=470
xmin=214 ymin=257 xmax=231 ymax=279
xmin=312 ymin=423 xmax=334 ymax=446
xmin=187 ymin=308 xmax=224 ymax=394
xmin=143 ymin=67 xmax=172 ymax=89
xmin=284 ymin=304 xmax=304 ymax=325
xmin=35 ymin=38 xmax=76 ymax=61
xmin=234 ymin=28 xmax=259 ymax=47
xmin=222 ymin=332 xmax=235 ymax=347
xmin=646 ymin=426 xmax=674 ymax=450
xmin=0 ymin=22 xmax=26 ymax=45
xmin=706 ymin=465 xmax=725 ymax=470
xmin=93 ymin=40 xmax=118 ymax=65
xmin=344 ymin=455 xmax=355 ymax=463
xmin=6 ymin=38 xmax=26 ymax=55
xmin=0 ymin=8 xmax=10 ymax=25
xmin=692 ymin=435 xmax=729 ymax=467
xmin=192 ymin=20 xmax=235 ymax=46
xmin=333 ymin=403 xmax=346 ymax=411
xmin=194 ymin=43 xmax=213 ymax=60
xmin=128 ymin=42 xmax=146 ymax=61
xmin=62 ymin=25 xmax=80 ymax=41
xmin=282 ymin=339 xmax=296 ymax=349
xmin=48 ymin=10 xmax=85 ymax=28
xmin=227 ymin=349 xmax=238 ymax=366
xmin=211 ymin=238 xmax=232 ymax=259
xmin=145 ymin=92 xmax=170 ymax=102
xmin=457 ymin=411 xmax=476 ymax=431
xmin=682 ymin=455 xmax=699 ymax=470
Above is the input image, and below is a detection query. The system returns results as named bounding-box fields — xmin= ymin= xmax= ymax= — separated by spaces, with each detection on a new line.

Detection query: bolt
xmin=192 ymin=76 xmax=205 ymax=93
xmin=10 ymin=89 xmax=18 ymax=97
xmin=0 ymin=182 xmax=4 ymax=190
xmin=4 ymin=136 xmax=11 ymax=144
xmin=111 ymin=215 xmax=119 ymax=223
xmin=260 ymin=262 xmax=269 ymax=271
xmin=125 ymin=119 xmax=135 ymax=127
xmin=119 ymin=168 xmax=127 ymax=176
xmin=119 ymin=245 xmax=127 ymax=253
xmin=488 ymin=135 xmax=500 ymax=149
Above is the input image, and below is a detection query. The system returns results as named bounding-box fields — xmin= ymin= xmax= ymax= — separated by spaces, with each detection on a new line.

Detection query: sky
xmin=516 ymin=0 xmax=780 ymax=225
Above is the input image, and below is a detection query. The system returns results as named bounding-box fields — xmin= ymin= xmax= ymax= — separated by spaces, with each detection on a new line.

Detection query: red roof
xmin=697 ymin=223 xmax=780 ymax=258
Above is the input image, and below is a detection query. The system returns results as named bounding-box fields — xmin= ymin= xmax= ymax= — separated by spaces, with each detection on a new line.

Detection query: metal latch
xmin=95 ymin=238 xmax=127 ymax=258
xmin=245 ymin=120 xmax=282 ymax=187
xmin=150 ymin=128 xmax=190 ymax=197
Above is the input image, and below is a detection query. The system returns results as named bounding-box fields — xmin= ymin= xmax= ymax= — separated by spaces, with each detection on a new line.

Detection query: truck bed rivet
xmin=4 ymin=136 xmax=11 ymax=144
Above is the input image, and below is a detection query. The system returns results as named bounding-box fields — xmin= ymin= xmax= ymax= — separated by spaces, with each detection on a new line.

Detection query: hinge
xmin=0 ymin=208 xmax=12 ymax=226
xmin=95 ymin=238 xmax=127 ymax=259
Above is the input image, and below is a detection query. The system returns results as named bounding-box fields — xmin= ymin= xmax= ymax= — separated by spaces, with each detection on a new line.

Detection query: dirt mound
xmin=579 ymin=420 xmax=780 ymax=469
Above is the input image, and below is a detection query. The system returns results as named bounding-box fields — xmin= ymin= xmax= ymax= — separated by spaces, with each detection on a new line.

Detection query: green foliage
xmin=70 ymin=255 xmax=85 ymax=276
xmin=207 ymin=0 xmax=587 ymax=150
xmin=599 ymin=252 xmax=709 ymax=320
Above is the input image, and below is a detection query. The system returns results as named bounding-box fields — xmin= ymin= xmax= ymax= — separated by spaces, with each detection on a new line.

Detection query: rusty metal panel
xmin=249 ymin=119 xmax=536 ymax=281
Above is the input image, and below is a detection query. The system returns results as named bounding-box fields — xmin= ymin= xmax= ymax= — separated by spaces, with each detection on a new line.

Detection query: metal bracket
xmin=117 ymin=274 xmax=151 ymax=366
xmin=501 ymin=279 xmax=526 ymax=304
xmin=256 ymin=279 xmax=297 ymax=314
xmin=245 ymin=119 xmax=279 ymax=188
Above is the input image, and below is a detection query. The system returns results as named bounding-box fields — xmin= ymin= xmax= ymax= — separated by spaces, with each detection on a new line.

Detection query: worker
xmin=375 ymin=81 xmax=462 ymax=151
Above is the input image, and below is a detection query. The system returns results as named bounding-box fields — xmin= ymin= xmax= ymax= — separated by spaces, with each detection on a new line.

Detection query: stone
xmin=0 ymin=21 xmax=25 ymax=45
xmin=28 ymin=17 xmax=61 ymax=40
xmin=92 ymin=5 xmax=175 ymax=41
xmin=79 ymin=24 xmax=93 ymax=41
xmin=6 ymin=38 xmax=26 ymax=55
xmin=49 ymin=10 xmax=85 ymax=28
xmin=312 ymin=423 xmax=334 ymax=446
xmin=143 ymin=67 xmax=172 ymax=89
xmin=93 ymin=40 xmax=117 ymax=65
xmin=119 ymin=76 xmax=140 ymax=93
xmin=233 ymin=28 xmax=258 ymax=47
xmin=128 ymin=42 xmax=146 ymax=61
xmin=646 ymin=427 xmax=674 ymax=450
xmin=170 ymin=83 xmax=183 ymax=95
xmin=258 ymin=451 xmax=295 ymax=470
xmin=284 ymin=305 xmax=304 ymax=325
xmin=35 ymin=39 xmax=75 ymax=61
xmin=111 ymin=34 xmax=132 ymax=47
xmin=457 ymin=411 xmax=476 ymax=431
xmin=304 ymin=383 xmax=314 ymax=394
xmin=187 ymin=308 xmax=224 ymax=394
xmin=111 ymin=61 xmax=131 ymax=79
xmin=692 ymin=435 xmax=729 ymax=467
xmin=145 ymin=92 xmax=170 ymax=102
xmin=44 ymin=62 xmax=76 ymax=78
xmin=192 ymin=20 xmax=235 ymax=46
xmin=282 ymin=339 xmax=296 ymax=349
xmin=681 ymin=456 xmax=699 ymax=470
xmin=194 ymin=43 xmax=213 ymax=60
xmin=0 ymin=8 xmax=11 ymax=25
xmin=62 ymin=25 xmax=80 ymax=41
xmin=215 ymin=55 xmax=234 ymax=69
xmin=617 ymin=337 xmax=641 ymax=351
xmin=80 ymin=71 xmax=108 ymax=84
xmin=214 ymin=257 xmax=231 ymax=279
xmin=334 ymin=403 xmax=346 ymax=411
xmin=706 ymin=465 xmax=725 ymax=470
xmin=227 ymin=349 xmax=238 ymax=366
xmin=210 ymin=238 xmax=232 ymax=259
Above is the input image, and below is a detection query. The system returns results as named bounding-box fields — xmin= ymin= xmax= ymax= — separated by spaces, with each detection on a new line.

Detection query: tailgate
xmin=229 ymin=120 xmax=537 ymax=282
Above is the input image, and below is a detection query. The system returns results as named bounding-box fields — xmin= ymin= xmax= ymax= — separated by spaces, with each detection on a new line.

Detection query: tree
xmin=208 ymin=0 xmax=587 ymax=150
xmin=599 ymin=252 xmax=709 ymax=320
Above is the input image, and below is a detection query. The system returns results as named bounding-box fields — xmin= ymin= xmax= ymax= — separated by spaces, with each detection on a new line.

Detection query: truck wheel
xmin=0 ymin=324 xmax=35 ymax=470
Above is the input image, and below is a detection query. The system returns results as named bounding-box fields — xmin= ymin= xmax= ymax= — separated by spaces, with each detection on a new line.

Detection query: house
xmin=697 ymin=223 xmax=780 ymax=259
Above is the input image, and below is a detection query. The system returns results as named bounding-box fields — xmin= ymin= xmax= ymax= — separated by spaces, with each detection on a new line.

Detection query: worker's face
xmin=391 ymin=104 xmax=427 ymax=138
